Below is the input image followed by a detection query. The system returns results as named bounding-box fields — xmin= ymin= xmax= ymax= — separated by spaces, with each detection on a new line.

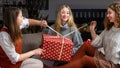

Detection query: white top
xmin=20 ymin=18 xmax=29 ymax=29
xmin=92 ymin=26 xmax=120 ymax=64
xmin=0 ymin=18 xmax=29 ymax=64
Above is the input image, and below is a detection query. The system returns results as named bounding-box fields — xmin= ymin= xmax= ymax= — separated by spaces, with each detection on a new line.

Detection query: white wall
xmin=48 ymin=0 xmax=119 ymax=22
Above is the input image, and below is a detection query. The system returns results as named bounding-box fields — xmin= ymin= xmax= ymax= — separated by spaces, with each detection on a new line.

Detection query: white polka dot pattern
xmin=40 ymin=34 xmax=74 ymax=62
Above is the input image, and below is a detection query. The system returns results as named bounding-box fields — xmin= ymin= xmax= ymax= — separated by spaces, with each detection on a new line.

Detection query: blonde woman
xmin=47 ymin=4 xmax=83 ymax=56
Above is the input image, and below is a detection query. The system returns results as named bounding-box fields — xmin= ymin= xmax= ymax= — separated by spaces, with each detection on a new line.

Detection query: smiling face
xmin=104 ymin=2 xmax=120 ymax=29
xmin=107 ymin=8 xmax=116 ymax=23
xmin=60 ymin=7 xmax=70 ymax=25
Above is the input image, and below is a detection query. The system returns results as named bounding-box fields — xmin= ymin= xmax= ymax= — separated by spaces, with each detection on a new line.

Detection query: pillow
xmin=22 ymin=32 xmax=42 ymax=53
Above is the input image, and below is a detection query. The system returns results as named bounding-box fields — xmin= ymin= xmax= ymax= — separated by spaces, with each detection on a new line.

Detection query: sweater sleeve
xmin=71 ymin=27 xmax=83 ymax=55
xmin=91 ymin=30 xmax=105 ymax=48
xmin=20 ymin=18 xmax=29 ymax=29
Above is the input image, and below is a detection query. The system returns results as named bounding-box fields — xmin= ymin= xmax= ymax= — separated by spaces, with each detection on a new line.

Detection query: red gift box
xmin=40 ymin=34 xmax=74 ymax=62
xmin=84 ymin=39 xmax=91 ymax=44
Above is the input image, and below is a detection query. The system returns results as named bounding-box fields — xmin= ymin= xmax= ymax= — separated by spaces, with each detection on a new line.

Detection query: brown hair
xmin=3 ymin=7 xmax=22 ymax=45
xmin=104 ymin=1 xmax=120 ymax=30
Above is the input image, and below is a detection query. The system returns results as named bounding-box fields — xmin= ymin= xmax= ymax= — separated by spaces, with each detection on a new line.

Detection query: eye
xmin=107 ymin=11 xmax=111 ymax=15
xmin=67 ymin=12 xmax=69 ymax=14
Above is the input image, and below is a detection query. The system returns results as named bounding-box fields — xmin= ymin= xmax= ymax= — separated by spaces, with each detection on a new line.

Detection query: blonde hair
xmin=104 ymin=1 xmax=120 ymax=30
xmin=54 ymin=4 xmax=76 ymax=35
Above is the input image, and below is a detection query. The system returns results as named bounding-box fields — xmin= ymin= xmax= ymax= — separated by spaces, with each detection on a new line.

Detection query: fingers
xmin=40 ymin=48 xmax=45 ymax=54
xmin=89 ymin=21 xmax=97 ymax=31
xmin=34 ymin=48 xmax=45 ymax=55
xmin=41 ymin=20 xmax=48 ymax=27
xmin=90 ymin=21 xmax=97 ymax=25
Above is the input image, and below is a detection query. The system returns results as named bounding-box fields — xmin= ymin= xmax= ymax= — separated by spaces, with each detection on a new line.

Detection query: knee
xmin=20 ymin=58 xmax=43 ymax=68
xmin=81 ymin=55 xmax=90 ymax=63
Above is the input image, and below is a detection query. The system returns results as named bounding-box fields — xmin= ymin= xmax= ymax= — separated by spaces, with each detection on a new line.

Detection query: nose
xmin=62 ymin=15 xmax=67 ymax=18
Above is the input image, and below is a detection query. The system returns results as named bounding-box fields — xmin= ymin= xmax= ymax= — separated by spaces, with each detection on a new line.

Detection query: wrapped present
xmin=40 ymin=34 xmax=74 ymax=62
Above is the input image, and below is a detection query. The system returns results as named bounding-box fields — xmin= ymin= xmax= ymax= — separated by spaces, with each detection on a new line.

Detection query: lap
xmin=94 ymin=50 xmax=120 ymax=68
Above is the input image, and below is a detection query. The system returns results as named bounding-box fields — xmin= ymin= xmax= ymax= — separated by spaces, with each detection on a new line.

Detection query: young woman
xmin=47 ymin=4 xmax=83 ymax=56
xmin=0 ymin=7 xmax=47 ymax=68
xmin=49 ymin=1 xmax=120 ymax=68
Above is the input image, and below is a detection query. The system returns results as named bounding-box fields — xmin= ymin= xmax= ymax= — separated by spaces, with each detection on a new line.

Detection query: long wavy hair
xmin=3 ymin=7 xmax=22 ymax=45
xmin=104 ymin=1 xmax=120 ymax=30
xmin=54 ymin=4 xmax=76 ymax=36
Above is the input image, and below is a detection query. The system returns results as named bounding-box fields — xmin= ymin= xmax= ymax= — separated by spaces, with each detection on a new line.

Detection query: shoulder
xmin=50 ymin=24 xmax=55 ymax=28
xmin=20 ymin=18 xmax=29 ymax=29
xmin=0 ymin=32 xmax=9 ymax=38
xmin=0 ymin=32 xmax=10 ymax=45
xmin=0 ymin=32 xmax=10 ymax=39
xmin=71 ymin=26 xmax=78 ymax=30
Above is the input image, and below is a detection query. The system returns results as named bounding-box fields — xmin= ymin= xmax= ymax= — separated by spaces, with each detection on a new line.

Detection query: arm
xmin=90 ymin=21 xmax=97 ymax=40
xmin=28 ymin=19 xmax=48 ymax=27
xmin=72 ymin=27 xmax=83 ymax=55
xmin=18 ymin=48 xmax=43 ymax=62
xmin=0 ymin=32 xmax=44 ymax=64
xmin=90 ymin=21 xmax=105 ymax=48
xmin=20 ymin=18 xmax=48 ymax=29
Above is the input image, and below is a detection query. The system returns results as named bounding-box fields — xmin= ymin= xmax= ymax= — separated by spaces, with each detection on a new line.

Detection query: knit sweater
xmin=92 ymin=26 xmax=120 ymax=64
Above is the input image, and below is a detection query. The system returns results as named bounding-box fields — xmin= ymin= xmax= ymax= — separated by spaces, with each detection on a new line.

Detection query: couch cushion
xmin=22 ymin=32 xmax=42 ymax=53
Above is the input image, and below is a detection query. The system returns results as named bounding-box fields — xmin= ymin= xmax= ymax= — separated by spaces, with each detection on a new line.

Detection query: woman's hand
xmin=89 ymin=21 xmax=97 ymax=40
xmin=90 ymin=21 xmax=97 ymax=31
xmin=40 ymin=20 xmax=48 ymax=27
xmin=33 ymin=48 xmax=45 ymax=55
